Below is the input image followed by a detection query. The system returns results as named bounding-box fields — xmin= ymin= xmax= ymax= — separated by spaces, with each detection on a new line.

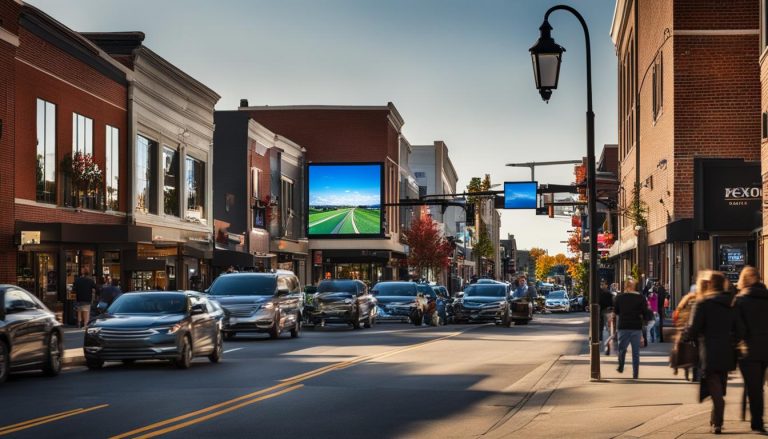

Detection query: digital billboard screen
xmin=307 ymin=163 xmax=383 ymax=238
xmin=504 ymin=181 xmax=538 ymax=209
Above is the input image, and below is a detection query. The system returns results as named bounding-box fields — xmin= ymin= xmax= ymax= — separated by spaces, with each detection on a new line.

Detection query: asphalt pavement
xmin=0 ymin=313 xmax=588 ymax=439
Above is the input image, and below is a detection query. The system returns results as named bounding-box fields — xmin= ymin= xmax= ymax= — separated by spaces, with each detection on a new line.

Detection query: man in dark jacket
xmin=688 ymin=271 xmax=744 ymax=434
xmin=613 ymin=278 xmax=650 ymax=379
xmin=734 ymin=267 xmax=768 ymax=433
xmin=72 ymin=268 xmax=96 ymax=328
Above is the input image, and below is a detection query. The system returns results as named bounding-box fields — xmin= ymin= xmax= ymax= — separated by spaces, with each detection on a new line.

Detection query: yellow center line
xmin=132 ymin=385 xmax=303 ymax=439
xmin=113 ymin=326 xmax=480 ymax=438
xmin=0 ymin=404 xmax=109 ymax=436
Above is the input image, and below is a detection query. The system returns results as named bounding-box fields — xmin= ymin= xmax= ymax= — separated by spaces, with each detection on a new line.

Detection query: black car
xmin=305 ymin=279 xmax=376 ymax=329
xmin=371 ymin=282 xmax=427 ymax=325
xmin=509 ymin=286 xmax=534 ymax=325
xmin=84 ymin=291 xmax=223 ymax=369
xmin=453 ymin=282 xmax=514 ymax=326
xmin=206 ymin=271 xmax=303 ymax=340
xmin=0 ymin=285 xmax=63 ymax=383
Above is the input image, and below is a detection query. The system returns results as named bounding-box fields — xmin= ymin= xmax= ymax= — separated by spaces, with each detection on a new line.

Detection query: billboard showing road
xmin=308 ymin=163 xmax=383 ymax=238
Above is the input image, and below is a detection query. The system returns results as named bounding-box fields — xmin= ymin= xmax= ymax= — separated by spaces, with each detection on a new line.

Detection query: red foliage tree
xmin=403 ymin=215 xmax=454 ymax=279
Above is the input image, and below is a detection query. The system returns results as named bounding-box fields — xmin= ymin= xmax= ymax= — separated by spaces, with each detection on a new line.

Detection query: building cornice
xmin=0 ymin=28 xmax=19 ymax=47
xmin=136 ymin=46 xmax=220 ymax=104
xmin=610 ymin=0 xmax=630 ymax=48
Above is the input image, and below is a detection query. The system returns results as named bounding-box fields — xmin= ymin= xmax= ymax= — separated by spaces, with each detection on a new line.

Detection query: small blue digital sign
xmin=504 ymin=181 xmax=538 ymax=209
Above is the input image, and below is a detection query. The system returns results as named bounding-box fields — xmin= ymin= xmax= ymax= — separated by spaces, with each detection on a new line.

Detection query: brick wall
xmin=673 ymin=34 xmax=760 ymax=218
xmin=0 ymin=33 xmax=16 ymax=284
xmin=15 ymin=28 xmax=128 ymax=210
xmin=15 ymin=203 xmax=125 ymax=225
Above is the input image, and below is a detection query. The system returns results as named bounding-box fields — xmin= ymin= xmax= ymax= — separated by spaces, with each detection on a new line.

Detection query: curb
xmin=63 ymin=348 xmax=85 ymax=367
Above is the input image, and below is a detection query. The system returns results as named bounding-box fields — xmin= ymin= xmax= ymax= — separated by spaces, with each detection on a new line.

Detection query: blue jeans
xmin=618 ymin=329 xmax=642 ymax=378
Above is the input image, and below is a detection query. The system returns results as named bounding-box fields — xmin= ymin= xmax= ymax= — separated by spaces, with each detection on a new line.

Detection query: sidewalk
xmin=488 ymin=340 xmax=762 ymax=438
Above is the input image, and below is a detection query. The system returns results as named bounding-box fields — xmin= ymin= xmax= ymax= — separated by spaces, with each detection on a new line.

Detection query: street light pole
xmin=530 ymin=4 xmax=600 ymax=380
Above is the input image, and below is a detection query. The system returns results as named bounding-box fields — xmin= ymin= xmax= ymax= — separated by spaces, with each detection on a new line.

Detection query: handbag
xmin=670 ymin=332 xmax=698 ymax=369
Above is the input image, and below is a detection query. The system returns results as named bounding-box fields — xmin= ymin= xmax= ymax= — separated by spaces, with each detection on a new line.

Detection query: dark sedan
xmin=453 ymin=283 xmax=513 ymax=326
xmin=84 ymin=291 xmax=224 ymax=369
xmin=305 ymin=279 xmax=376 ymax=329
xmin=0 ymin=285 xmax=63 ymax=383
xmin=372 ymin=282 xmax=426 ymax=325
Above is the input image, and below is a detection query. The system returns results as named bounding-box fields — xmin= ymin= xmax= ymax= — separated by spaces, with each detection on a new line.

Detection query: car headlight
xmin=263 ymin=302 xmax=275 ymax=310
xmin=167 ymin=323 xmax=184 ymax=334
xmin=344 ymin=298 xmax=353 ymax=304
xmin=86 ymin=327 xmax=101 ymax=335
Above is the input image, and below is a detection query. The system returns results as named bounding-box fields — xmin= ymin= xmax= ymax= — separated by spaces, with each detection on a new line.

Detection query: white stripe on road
xmin=223 ymin=348 xmax=244 ymax=354
xmin=350 ymin=208 xmax=359 ymax=233
xmin=308 ymin=209 xmax=349 ymax=228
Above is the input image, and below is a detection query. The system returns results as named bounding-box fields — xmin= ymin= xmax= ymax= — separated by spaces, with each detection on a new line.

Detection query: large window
xmin=281 ymin=177 xmax=294 ymax=237
xmin=163 ymin=146 xmax=179 ymax=216
xmin=186 ymin=156 xmax=205 ymax=222
xmin=36 ymin=99 xmax=56 ymax=203
xmin=136 ymin=135 xmax=157 ymax=214
xmin=105 ymin=125 xmax=119 ymax=210
xmin=72 ymin=113 xmax=93 ymax=155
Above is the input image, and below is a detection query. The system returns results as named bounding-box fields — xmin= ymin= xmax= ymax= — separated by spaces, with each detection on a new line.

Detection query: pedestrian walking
xmin=613 ymin=278 xmax=651 ymax=379
xmin=734 ymin=266 xmax=768 ymax=433
xmin=598 ymin=279 xmax=613 ymax=342
xmin=72 ymin=268 xmax=97 ymax=328
xmin=647 ymin=289 xmax=659 ymax=343
xmin=672 ymin=284 xmax=700 ymax=381
xmin=686 ymin=270 xmax=743 ymax=435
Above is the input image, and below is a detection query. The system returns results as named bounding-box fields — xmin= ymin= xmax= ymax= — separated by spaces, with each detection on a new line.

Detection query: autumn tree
xmin=403 ymin=214 xmax=454 ymax=280
xmin=466 ymin=175 xmax=494 ymax=265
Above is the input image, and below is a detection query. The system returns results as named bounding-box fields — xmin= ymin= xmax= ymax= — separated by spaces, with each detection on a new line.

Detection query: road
xmin=0 ymin=313 xmax=588 ymax=439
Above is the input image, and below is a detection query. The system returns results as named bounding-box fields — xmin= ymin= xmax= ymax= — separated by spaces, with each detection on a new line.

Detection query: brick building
xmin=611 ymin=0 xmax=761 ymax=302
xmin=238 ymin=104 xmax=408 ymax=285
xmin=1 ymin=4 xmax=141 ymax=322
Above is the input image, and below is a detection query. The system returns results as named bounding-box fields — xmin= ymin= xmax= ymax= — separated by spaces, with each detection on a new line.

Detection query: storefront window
xmin=186 ymin=156 xmax=205 ymax=222
xmin=36 ymin=99 xmax=56 ymax=204
xmin=136 ymin=135 xmax=157 ymax=214
xmin=163 ymin=146 xmax=180 ymax=217
xmin=102 ymin=251 xmax=121 ymax=285
xmin=105 ymin=125 xmax=119 ymax=210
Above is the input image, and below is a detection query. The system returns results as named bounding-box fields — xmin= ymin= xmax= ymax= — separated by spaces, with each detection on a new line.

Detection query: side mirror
xmin=190 ymin=304 xmax=205 ymax=315
xmin=96 ymin=302 xmax=108 ymax=313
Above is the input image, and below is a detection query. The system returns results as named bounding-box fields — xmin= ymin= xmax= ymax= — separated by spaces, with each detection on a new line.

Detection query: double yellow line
xmin=113 ymin=326 xmax=478 ymax=438
xmin=0 ymin=404 xmax=109 ymax=436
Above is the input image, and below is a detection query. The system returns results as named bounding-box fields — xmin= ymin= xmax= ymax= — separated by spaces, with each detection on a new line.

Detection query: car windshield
xmin=317 ymin=281 xmax=356 ymax=294
xmin=464 ymin=285 xmax=506 ymax=297
xmin=109 ymin=294 xmax=187 ymax=314
xmin=549 ymin=291 xmax=566 ymax=299
xmin=373 ymin=283 xmax=417 ymax=296
xmin=208 ymin=275 xmax=276 ymax=296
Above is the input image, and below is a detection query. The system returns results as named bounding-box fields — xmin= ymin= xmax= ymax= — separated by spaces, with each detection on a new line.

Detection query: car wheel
xmin=502 ymin=308 xmax=511 ymax=327
xmin=174 ymin=336 xmax=193 ymax=369
xmin=268 ymin=317 xmax=280 ymax=340
xmin=42 ymin=332 xmax=62 ymax=377
xmin=0 ymin=340 xmax=9 ymax=384
xmin=86 ymin=358 xmax=103 ymax=370
xmin=411 ymin=310 xmax=423 ymax=326
xmin=364 ymin=310 xmax=374 ymax=328
xmin=223 ymin=331 xmax=237 ymax=341
xmin=290 ymin=314 xmax=301 ymax=338
xmin=351 ymin=307 xmax=362 ymax=330
xmin=208 ymin=333 xmax=223 ymax=363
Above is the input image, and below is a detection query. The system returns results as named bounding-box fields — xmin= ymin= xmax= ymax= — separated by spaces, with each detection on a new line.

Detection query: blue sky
xmin=309 ymin=164 xmax=382 ymax=207
xmin=29 ymin=0 xmax=618 ymax=253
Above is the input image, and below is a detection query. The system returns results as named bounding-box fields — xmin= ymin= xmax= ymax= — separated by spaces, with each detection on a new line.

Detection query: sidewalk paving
xmin=488 ymin=340 xmax=764 ymax=438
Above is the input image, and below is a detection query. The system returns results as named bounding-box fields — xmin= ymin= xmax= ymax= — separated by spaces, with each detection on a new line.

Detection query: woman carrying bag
xmin=686 ymin=271 xmax=744 ymax=434
xmin=734 ymin=266 xmax=768 ymax=433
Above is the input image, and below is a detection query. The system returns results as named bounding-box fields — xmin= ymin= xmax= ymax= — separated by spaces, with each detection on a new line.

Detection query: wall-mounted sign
xmin=20 ymin=231 xmax=41 ymax=245
xmin=695 ymin=159 xmax=762 ymax=232
xmin=503 ymin=181 xmax=538 ymax=209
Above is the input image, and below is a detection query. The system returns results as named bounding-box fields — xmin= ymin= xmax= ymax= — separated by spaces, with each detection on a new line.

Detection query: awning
xmin=213 ymin=249 xmax=256 ymax=268
xmin=608 ymin=236 xmax=637 ymax=258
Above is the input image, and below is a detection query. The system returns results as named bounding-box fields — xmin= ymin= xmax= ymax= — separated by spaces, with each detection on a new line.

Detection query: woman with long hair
xmin=734 ymin=266 xmax=768 ymax=433
xmin=687 ymin=271 xmax=743 ymax=434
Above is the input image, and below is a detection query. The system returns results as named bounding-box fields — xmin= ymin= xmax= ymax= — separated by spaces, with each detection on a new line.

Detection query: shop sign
xmin=695 ymin=159 xmax=762 ymax=232
xmin=20 ymin=231 xmax=41 ymax=245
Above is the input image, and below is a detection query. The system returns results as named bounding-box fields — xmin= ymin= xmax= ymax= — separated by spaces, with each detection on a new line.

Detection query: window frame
xmin=162 ymin=145 xmax=180 ymax=217
xmin=36 ymin=98 xmax=57 ymax=204
xmin=105 ymin=125 xmax=120 ymax=210
xmin=185 ymin=155 xmax=206 ymax=223
xmin=72 ymin=113 xmax=93 ymax=156
xmin=136 ymin=134 xmax=158 ymax=214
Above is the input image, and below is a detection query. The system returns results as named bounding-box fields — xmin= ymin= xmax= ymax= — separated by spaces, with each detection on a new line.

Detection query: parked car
xmin=206 ymin=271 xmax=303 ymax=340
xmin=371 ymin=282 xmax=426 ymax=325
xmin=0 ymin=285 xmax=63 ymax=383
xmin=305 ymin=279 xmax=376 ymax=329
xmin=545 ymin=290 xmax=571 ymax=313
xmin=453 ymin=282 xmax=514 ymax=326
xmin=509 ymin=286 xmax=534 ymax=325
xmin=84 ymin=291 xmax=224 ymax=369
